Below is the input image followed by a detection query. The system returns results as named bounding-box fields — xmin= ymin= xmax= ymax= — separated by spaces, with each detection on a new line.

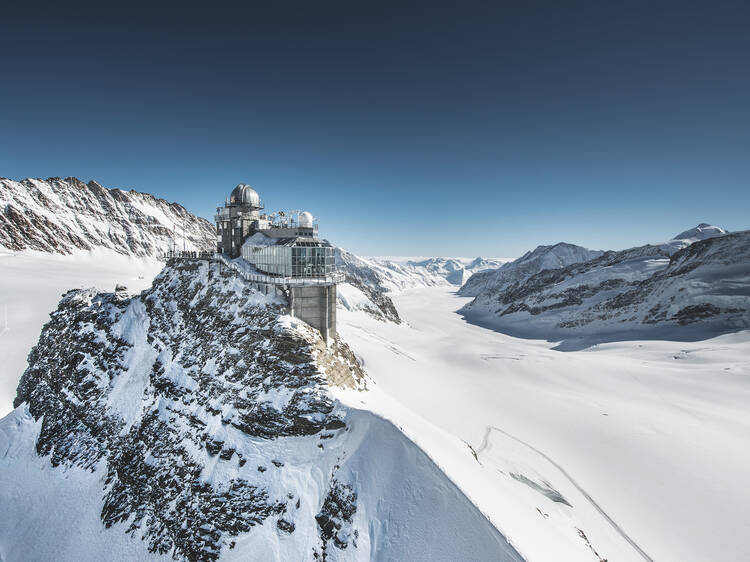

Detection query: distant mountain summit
xmin=336 ymin=252 xmax=506 ymax=321
xmin=459 ymin=242 xmax=603 ymax=298
xmin=671 ymin=223 xmax=728 ymax=244
xmin=0 ymin=177 xmax=215 ymax=255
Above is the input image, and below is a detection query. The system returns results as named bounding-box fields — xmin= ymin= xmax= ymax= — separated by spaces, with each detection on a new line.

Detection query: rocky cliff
xmin=0 ymin=260 xmax=521 ymax=561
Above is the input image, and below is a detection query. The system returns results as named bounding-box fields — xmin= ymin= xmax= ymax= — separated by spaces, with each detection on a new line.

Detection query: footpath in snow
xmin=335 ymin=286 xmax=750 ymax=562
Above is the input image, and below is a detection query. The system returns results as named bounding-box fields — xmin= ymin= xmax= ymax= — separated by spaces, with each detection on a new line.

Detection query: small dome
xmin=229 ymin=184 xmax=261 ymax=207
xmin=298 ymin=211 xmax=313 ymax=228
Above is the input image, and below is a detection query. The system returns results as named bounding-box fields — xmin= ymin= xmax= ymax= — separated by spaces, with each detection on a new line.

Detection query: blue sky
xmin=1 ymin=1 xmax=748 ymax=257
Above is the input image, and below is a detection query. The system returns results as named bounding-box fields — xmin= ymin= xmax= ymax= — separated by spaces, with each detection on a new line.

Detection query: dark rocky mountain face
xmin=336 ymin=251 xmax=403 ymax=323
xmin=0 ymin=177 xmax=215 ymax=255
xmin=6 ymin=259 xmax=520 ymax=561
xmin=14 ymin=260 xmax=365 ymax=560
xmin=460 ymin=229 xmax=750 ymax=345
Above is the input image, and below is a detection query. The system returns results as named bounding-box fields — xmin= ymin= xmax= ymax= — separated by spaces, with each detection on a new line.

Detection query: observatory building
xmin=215 ymin=183 xmax=340 ymax=341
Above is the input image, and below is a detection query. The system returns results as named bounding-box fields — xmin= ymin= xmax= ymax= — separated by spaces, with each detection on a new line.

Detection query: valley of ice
xmin=1 ymin=222 xmax=749 ymax=560
xmin=336 ymin=287 xmax=750 ymax=561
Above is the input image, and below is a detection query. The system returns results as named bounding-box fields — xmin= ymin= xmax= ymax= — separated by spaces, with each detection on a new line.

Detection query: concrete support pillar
xmin=288 ymin=284 xmax=337 ymax=343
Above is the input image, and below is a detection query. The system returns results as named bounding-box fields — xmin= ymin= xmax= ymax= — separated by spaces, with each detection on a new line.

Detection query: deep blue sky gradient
xmin=1 ymin=0 xmax=748 ymax=256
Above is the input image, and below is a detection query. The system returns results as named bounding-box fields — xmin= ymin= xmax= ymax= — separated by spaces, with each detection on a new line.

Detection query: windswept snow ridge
xmin=0 ymin=177 xmax=215 ymax=255
xmin=1 ymin=260 xmax=521 ymax=562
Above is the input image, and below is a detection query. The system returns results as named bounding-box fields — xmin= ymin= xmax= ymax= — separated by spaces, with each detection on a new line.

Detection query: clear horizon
xmin=1 ymin=1 xmax=748 ymax=257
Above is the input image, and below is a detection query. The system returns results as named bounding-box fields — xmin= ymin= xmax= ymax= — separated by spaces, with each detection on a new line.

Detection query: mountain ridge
xmin=459 ymin=242 xmax=603 ymax=298
xmin=460 ymin=224 xmax=750 ymax=347
xmin=0 ymin=176 xmax=215 ymax=256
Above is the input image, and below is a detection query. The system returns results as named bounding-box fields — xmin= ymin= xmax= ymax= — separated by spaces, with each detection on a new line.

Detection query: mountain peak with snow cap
xmin=459 ymin=242 xmax=603 ymax=298
xmin=672 ymin=223 xmax=728 ymax=243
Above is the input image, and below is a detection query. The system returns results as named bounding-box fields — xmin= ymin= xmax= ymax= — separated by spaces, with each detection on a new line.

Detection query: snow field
xmin=0 ymin=250 xmax=164 ymax=417
xmin=336 ymin=286 xmax=750 ymax=562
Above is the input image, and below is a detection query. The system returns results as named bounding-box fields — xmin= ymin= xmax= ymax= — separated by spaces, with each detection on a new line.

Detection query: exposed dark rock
xmin=461 ymin=229 xmax=750 ymax=341
xmin=13 ymin=260 xmax=366 ymax=561
xmin=344 ymin=276 xmax=402 ymax=323
xmin=277 ymin=519 xmax=296 ymax=533
xmin=674 ymin=303 xmax=722 ymax=325
xmin=314 ymin=478 xmax=358 ymax=560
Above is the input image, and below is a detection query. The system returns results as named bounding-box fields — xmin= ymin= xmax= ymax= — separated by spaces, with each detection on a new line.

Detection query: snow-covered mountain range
xmin=459 ymin=243 xmax=604 ymax=298
xmin=336 ymin=251 xmax=506 ymax=322
xmin=1 ymin=260 xmax=520 ymax=561
xmin=0 ymin=177 xmax=215 ymax=255
xmin=460 ymin=224 xmax=750 ymax=345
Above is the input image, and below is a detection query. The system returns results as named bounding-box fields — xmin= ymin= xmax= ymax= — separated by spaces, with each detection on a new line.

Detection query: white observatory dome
xmin=298 ymin=211 xmax=314 ymax=228
xmin=229 ymin=184 xmax=261 ymax=207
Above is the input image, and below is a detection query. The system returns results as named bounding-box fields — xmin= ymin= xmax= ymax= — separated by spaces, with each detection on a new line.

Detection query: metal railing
xmin=163 ymin=251 xmax=343 ymax=286
xmin=163 ymin=250 xmax=215 ymax=260
xmin=228 ymin=267 xmax=344 ymax=286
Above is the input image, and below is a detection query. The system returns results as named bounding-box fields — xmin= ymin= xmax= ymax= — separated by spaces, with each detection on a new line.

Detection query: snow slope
xmin=460 ymin=225 xmax=749 ymax=347
xmin=0 ymin=177 xmax=215 ymax=255
xmin=0 ymin=260 xmax=521 ymax=562
xmin=0 ymin=250 xmax=164 ymax=417
xmin=0 ymin=176 xmax=217 ymax=416
xmin=337 ymin=286 xmax=750 ymax=562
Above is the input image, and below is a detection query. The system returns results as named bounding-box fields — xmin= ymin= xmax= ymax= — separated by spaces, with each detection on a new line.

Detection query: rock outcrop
xmin=1 ymin=260 xmax=521 ymax=561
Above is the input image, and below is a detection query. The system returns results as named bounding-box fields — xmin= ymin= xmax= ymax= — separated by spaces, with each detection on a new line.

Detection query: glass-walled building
xmin=242 ymin=237 xmax=336 ymax=278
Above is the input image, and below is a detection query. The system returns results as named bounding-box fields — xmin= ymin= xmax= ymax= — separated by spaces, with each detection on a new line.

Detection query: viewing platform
xmin=163 ymin=250 xmax=344 ymax=287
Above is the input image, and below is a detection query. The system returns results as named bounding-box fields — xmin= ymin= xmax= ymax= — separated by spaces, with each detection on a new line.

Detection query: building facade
xmin=215 ymin=183 xmax=340 ymax=341
xmin=215 ymin=184 xmax=263 ymax=258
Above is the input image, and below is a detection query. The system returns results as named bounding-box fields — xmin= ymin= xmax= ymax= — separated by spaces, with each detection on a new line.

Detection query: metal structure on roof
xmin=215 ymin=182 xmax=340 ymax=341
xmin=229 ymin=183 xmax=262 ymax=208
xmin=215 ymin=183 xmax=337 ymax=280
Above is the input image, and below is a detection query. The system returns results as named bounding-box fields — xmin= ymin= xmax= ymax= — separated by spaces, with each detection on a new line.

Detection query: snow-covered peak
xmin=459 ymin=242 xmax=602 ymax=297
xmin=672 ymin=222 xmax=727 ymax=241
xmin=460 ymin=229 xmax=750 ymax=346
xmin=671 ymin=223 xmax=728 ymax=244
xmin=652 ymin=223 xmax=729 ymax=256
xmin=405 ymin=256 xmax=500 ymax=285
xmin=520 ymin=242 xmax=602 ymax=267
xmin=335 ymin=251 xmax=508 ymax=321
xmin=0 ymin=176 xmax=215 ymax=256
xmin=466 ymin=256 xmax=503 ymax=271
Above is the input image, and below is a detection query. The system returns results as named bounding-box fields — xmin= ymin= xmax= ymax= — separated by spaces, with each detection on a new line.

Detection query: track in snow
xmin=475 ymin=425 xmax=654 ymax=562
